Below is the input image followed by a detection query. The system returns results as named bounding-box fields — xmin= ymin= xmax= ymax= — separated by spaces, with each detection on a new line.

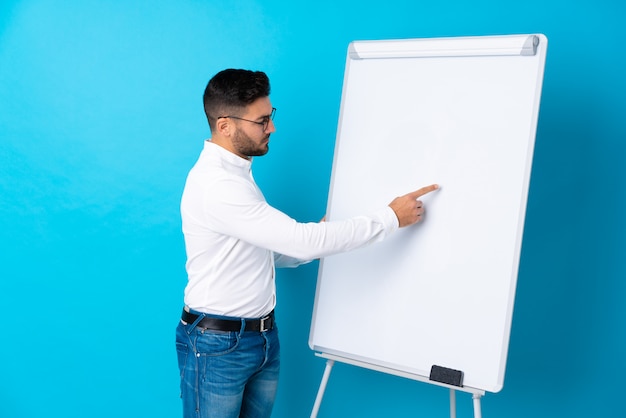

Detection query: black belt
xmin=181 ymin=309 xmax=275 ymax=332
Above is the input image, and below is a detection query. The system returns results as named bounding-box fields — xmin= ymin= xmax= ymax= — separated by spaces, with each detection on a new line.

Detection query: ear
xmin=215 ymin=117 xmax=232 ymax=137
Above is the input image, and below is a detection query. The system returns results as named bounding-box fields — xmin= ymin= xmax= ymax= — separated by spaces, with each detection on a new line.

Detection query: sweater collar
xmin=204 ymin=140 xmax=252 ymax=170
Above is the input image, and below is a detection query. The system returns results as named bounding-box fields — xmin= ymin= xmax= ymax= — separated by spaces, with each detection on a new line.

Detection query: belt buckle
xmin=259 ymin=315 xmax=270 ymax=332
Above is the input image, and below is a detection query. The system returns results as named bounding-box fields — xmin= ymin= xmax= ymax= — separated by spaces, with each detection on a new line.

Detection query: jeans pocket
xmin=175 ymin=341 xmax=188 ymax=398
xmin=195 ymin=329 xmax=240 ymax=357
xmin=176 ymin=341 xmax=189 ymax=372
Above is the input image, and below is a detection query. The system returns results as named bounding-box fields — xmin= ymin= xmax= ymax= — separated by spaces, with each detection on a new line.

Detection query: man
xmin=176 ymin=68 xmax=438 ymax=418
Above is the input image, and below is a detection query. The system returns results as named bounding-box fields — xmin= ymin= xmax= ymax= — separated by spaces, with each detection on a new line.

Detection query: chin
xmin=249 ymin=147 xmax=269 ymax=157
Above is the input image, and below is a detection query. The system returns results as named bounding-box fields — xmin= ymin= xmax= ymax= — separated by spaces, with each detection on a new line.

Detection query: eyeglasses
xmin=218 ymin=108 xmax=276 ymax=131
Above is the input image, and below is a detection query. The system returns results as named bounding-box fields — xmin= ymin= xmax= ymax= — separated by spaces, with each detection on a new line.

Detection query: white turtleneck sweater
xmin=180 ymin=140 xmax=398 ymax=318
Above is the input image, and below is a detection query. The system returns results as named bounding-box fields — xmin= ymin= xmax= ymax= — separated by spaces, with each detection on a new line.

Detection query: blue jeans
xmin=175 ymin=312 xmax=280 ymax=418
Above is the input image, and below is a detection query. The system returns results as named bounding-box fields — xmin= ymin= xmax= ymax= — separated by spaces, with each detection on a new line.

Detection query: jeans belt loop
xmin=186 ymin=312 xmax=206 ymax=335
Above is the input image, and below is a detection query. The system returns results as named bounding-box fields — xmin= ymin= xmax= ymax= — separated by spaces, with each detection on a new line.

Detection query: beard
xmin=232 ymin=128 xmax=270 ymax=157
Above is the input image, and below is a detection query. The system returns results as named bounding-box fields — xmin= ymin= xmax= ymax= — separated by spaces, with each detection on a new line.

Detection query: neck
xmin=209 ymin=136 xmax=250 ymax=160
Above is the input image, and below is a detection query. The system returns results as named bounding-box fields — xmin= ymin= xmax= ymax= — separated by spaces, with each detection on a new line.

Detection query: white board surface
xmin=309 ymin=34 xmax=547 ymax=393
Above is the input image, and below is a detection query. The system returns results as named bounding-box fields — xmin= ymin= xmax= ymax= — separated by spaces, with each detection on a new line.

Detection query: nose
xmin=266 ymin=118 xmax=276 ymax=133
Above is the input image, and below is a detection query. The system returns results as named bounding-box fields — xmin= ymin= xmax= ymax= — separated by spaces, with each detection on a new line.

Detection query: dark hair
xmin=203 ymin=69 xmax=271 ymax=132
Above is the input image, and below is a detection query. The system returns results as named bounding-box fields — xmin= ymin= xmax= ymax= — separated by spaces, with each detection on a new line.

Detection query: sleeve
xmin=202 ymin=175 xmax=400 ymax=261
xmin=273 ymin=253 xmax=312 ymax=268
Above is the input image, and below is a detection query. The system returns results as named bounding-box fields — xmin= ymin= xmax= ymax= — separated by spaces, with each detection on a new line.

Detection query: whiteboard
xmin=309 ymin=34 xmax=547 ymax=393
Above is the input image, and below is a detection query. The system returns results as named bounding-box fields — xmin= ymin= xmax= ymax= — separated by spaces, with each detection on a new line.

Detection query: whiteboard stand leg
xmin=449 ymin=389 xmax=457 ymax=418
xmin=472 ymin=392 xmax=483 ymax=418
xmin=310 ymin=359 xmax=335 ymax=418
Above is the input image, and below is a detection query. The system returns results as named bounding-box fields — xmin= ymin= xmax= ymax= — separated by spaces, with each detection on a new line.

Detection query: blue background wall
xmin=1 ymin=1 xmax=624 ymax=417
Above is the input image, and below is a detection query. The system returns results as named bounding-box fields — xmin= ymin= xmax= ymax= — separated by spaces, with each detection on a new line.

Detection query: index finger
xmin=406 ymin=184 xmax=439 ymax=199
